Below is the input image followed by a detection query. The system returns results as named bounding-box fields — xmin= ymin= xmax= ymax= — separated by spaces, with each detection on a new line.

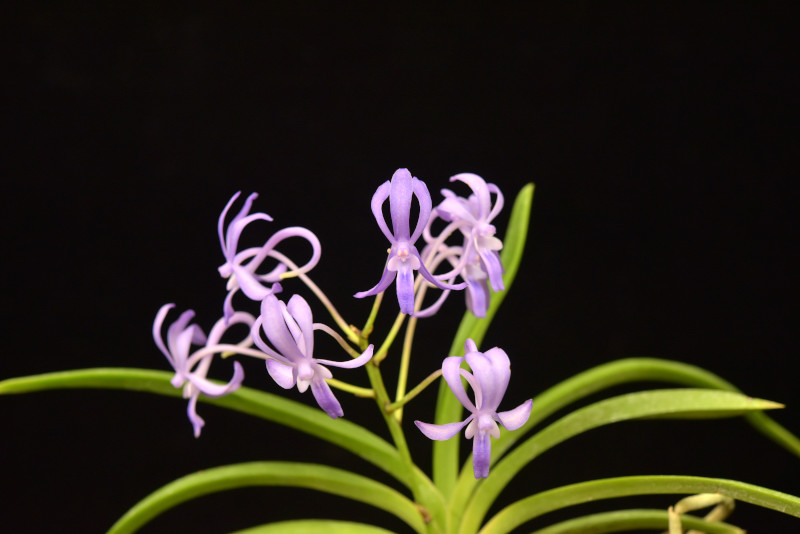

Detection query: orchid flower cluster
xmin=153 ymin=169 xmax=530 ymax=478
xmin=5 ymin=168 xmax=799 ymax=534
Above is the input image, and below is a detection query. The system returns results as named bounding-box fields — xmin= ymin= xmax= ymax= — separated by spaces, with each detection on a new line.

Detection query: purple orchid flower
xmin=153 ymin=304 xmax=254 ymax=437
xmin=435 ymin=173 xmax=505 ymax=292
xmin=415 ymin=339 xmax=532 ymax=478
xmin=355 ymin=168 xmax=465 ymax=315
xmin=218 ymin=191 xmax=321 ymax=321
xmin=252 ymin=293 xmax=373 ymax=418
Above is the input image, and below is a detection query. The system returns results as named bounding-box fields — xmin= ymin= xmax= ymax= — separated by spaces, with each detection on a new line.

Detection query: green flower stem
xmin=0 ymin=368 xmax=410 ymax=488
xmin=106 ymin=462 xmax=427 ymax=534
xmin=456 ymin=389 xmax=783 ymax=533
xmin=433 ymin=183 xmax=534 ymax=499
xmin=272 ymin=250 xmax=360 ymax=344
xmin=314 ymin=323 xmax=364 ymax=359
xmin=387 ymin=369 xmax=443 ymax=414
xmin=364 ymin=360 xmax=447 ymax=534
xmin=325 ymin=378 xmax=375 ymax=398
xmin=229 ymin=519 xmax=398 ymax=534
xmin=479 ymin=476 xmax=800 ymax=534
xmin=360 ymin=291 xmax=385 ymax=343
xmin=373 ymin=311 xmax=407 ymax=365
xmin=394 ymin=312 xmax=419 ymax=422
xmin=529 ymin=508 xmax=743 ymax=534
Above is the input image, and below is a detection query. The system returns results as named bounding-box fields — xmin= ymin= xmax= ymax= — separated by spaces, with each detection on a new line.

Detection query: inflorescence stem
xmin=387 ymin=369 xmax=444 ymax=414
xmin=272 ymin=250 xmax=360 ymax=345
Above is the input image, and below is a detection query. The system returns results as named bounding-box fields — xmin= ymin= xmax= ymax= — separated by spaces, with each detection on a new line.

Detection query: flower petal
xmin=395 ymin=262 xmax=416 ymax=314
xmin=153 ymin=304 xmax=176 ymax=363
xmin=451 ymin=173 xmax=491 ymax=220
xmin=414 ymin=418 xmax=471 ymax=441
xmin=465 ymin=347 xmax=510 ymax=411
xmin=185 ymin=360 xmax=244 ymax=397
xmin=315 ymin=344 xmax=373 ymax=369
xmin=255 ymin=227 xmax=322 ymax=274
xmin=250 ymin=315 xmax=290 ymax=362
xmin=477 ymin=247 xmax=505 ymax=292
xmin=310 ymin=376 xmax=344 ymax=418
xmin=218 ymin=191 xmax=243 ymax=254
xmin=206 ymin=311 xmax=256 ymax=347
xmin=167 ymin=309 xmax=206 ymax=357
xmin=436 ymin=196 xmax=476 ymax=225
xmin=369 ymin=180 xmax=394 ymax=243
xmin=487 ymin=183 xmax=505 ymax=221
xmin=409 ymin=176 xmax=432 ymax=243
xmin=172 ymin=325 xmax=199 ymax=372
xmin=472 ymin=429 xmax=492 ymax=478
xmin=186 ymin=393 xmax=205 ymax=438
xmin=464 ymin=276 xmax=490 ymax=318
xmin=232 ymin=263 xmax=277 ymax=302
xmin=286 ymin=294 xmax=314 ymax=357
xmin=266 ymin=359 xmax=296 ymax=389
xmin=413 ymin=287 xmax=451 ymax=318
xmin=219 ymin=192 xmax=272 ymax=261
xmin=389 ymin=169 xmax=413 ymax=239
xmin=354 ymin=262 xmax=397 ymax=299
xmin=442 ymin=356 xmax=476 ymax=413
xmin=416 ymin=252 xmax=468 ymax=291
xmin=259 ymin=295 xmax=306 ymax=362
xmin=496 ymin=399 xmax=533 ymax=431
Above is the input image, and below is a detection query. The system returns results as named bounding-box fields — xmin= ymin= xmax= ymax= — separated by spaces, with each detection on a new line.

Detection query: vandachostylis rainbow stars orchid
xmin=218 ymin=191 xmax=321 ymax=322
xmin=153 ymin=304 xmax=251 ymax=437
xmin=420 ymin=172 xmax=506 ymax=317
xmin=7 ymin=167 xmax=793 ymax=534
xmin=154 ymin=169 xmax=527 ymax=470
xmin=355 ymin=168 xmax=466 ymax=315
xmin=415 ymin=339 xmax=532 ymax=478
xmin=252 ymin=293 xmax=373 ymax=418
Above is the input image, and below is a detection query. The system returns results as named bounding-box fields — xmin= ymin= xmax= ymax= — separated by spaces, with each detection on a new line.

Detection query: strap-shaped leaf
xmin=457 ymin=389 xmax=782 ymax=533
xmin=106 ymin=462 xmax=426 ymax=534
xmin=0 ymin=368 xmax=409 ymax=487
xmin=492 ymin=357 xmax=800 ymax=464
xmin=530 ymin=508 xmax=743 ymax=534
xmin=228 ymin=519 xmax=396 ymax=534
xmin=432 ymin=183 xmax=534 ymax=498
xmin=479 ymin=475 xmax=800 ymax=534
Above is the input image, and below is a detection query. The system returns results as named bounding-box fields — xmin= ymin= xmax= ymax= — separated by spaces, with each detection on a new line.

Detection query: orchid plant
xmin=3 ymin=169 xmax=800 ymax=534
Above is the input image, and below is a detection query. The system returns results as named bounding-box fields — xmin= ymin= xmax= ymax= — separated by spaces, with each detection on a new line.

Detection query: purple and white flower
xmin=252 ymin=293 xmax=373 ymax=418
xmin=218 ymin=191 xmax=321 ymax=321
xmin=153 ymin=304 xmax=255 ymax=437
xmin=421 ymin=173 xmax=505 ymax=317
xmin=435 ymin=173 xmax=505 ymax=292
xmin=415 ymin=339 xmax=532 ymax=478
xmin=355 ymin=169 xmax=465 ymax=315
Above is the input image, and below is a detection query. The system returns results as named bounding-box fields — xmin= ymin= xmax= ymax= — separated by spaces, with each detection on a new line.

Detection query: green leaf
xmin=479 ymin=475 xmax=800 ymax=534
xmin=530 ymin=508 xmax=743 ymax=534
xmin=107 ymin=462 xmax=427 ymax=534
xmin=492 ymin=357 xmax=800 ymax=465
xmin=432 ymin=183 xmax=535 ymax=498
xmin=0 ymin=368 xmax=409 ymax=487
xmin=457 ymin=389 xmax=782 ymax=533
xmin=228 ymin=520 xmax=397 ymax=534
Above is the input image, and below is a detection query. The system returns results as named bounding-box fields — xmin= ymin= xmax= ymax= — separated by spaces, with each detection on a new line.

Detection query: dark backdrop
xmin=2 ymin=3 xmax=798 ymax=533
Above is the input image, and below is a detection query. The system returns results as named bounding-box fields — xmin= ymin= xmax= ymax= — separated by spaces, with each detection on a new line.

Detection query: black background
xmin=2 ymin=3 xmax=798 ymax=533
